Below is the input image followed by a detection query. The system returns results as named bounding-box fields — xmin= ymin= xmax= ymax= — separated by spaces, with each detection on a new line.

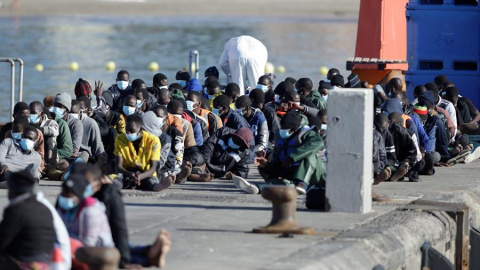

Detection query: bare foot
xmin=373 ymin=167 xmax=391 ymax=185
xmin=225 ymin=172 xmax=233 ymax=180
xmin=147 ymin=230 xmax=172 ymax=268
xmin=175 ymin=162 xmax=192 ymax=184
xmin=389 ymin=164 xmax=408 ymax=182
xmin=153 ymin=175 xmax=175 ymax=192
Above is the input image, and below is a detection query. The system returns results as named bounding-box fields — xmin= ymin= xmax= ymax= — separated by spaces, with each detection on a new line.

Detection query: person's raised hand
xmin=289 ymin=102 xmax=304 ymax=111
xmin=94 ymin=80 xmax=104 ymax=97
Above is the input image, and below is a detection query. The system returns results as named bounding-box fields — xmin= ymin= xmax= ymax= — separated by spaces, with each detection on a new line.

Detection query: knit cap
xmin=54 ymin=92 xmax=72 ymax=111
xmin=281 ymin=111 xmax=302 ymax=130
xmin=413 ymin=104 xmax=428 ymax=120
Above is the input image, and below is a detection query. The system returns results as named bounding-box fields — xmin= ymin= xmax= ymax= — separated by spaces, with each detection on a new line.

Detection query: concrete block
xmin=326 ymin=89 xmax=373 ymax=213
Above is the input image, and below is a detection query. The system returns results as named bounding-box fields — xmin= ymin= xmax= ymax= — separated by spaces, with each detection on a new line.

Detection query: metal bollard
xmin=75 ymin=247 xmax=120 ymax=270
xmin=189 ymin=50 xmax=199 ymax=79
xmin=253 ymin=186 xmax=315 ymax=235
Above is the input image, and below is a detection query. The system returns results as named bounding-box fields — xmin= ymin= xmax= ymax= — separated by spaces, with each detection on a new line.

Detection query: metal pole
xmin=0 ymin=58 xmax=16 ymax=121
xmin=13 ymin=58 xmax=24 ymax=102
xmin=189 ymin=50 xmax=199 ymax=79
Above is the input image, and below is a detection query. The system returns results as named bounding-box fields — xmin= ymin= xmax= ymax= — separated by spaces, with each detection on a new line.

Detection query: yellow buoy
xmin=319 ymin=66 xmax=329 ymax=76
xmin=69 ymin=61 xmax=79 ymax=71
xmin=277 ymin=65 xmax=286 ymax=74
xmin=148 ymin=62 xmax=159 ymax=72
xmin=190 ymin=63 xmax=196 ymax=74
xmin=106 ymin=61 xmax=116 ymax=72
xmin=34 ymin=63 xmax=44 ymax=72
xmin=265 ymin=62 xmax=275 ymax=74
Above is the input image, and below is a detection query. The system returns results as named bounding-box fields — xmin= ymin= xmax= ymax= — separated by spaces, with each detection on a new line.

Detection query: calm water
xmin=0 ymin=15 xmax=357 ymax=122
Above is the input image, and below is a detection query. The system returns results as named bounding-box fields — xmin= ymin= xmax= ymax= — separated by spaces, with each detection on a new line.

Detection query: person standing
xmin=218 ymin=36 xmax=268 ymax=95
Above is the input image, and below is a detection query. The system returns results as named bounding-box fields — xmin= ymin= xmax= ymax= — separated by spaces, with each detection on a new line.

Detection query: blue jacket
xmin=247 ymin=109 xmax=269 ymax=153
xmin=407 ymin=114 xmax=430 ymax=152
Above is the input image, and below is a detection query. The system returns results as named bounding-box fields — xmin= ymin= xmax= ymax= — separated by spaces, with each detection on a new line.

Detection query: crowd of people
xmin=1 ymin=56 xmax=480 ymax=269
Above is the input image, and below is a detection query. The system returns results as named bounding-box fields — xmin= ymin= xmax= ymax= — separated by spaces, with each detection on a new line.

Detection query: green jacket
xmin=55 ymin=117 xmax=73 ymax=160
xmin=307 ymin=90 xmax=327 ymax=111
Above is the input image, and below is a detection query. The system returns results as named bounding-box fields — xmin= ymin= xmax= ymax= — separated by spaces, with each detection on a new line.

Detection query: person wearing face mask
xmin=56 ymin=174 xmax=114 ymax=259
xmin=212 ymin=95 xmax=250 ymax=131
xmin=296 ymin=78 xmax=326 ymax=111
xmin=186 ymin=92 xmax=223 ymax=136
xmin=4 ymin=114 xmax=46 ymax=177
xmin=154 ymin=105 xmax=185 ymax=179
xmin=29 ymin=101 xmax=63 ymax=168
xmin=203 ymin=127 xmax=252 ymax=179
xmin=233 ymin=111 xmax=325 ymax=195
xmin=175 ymin=70 xmax=191 ymax=90
xmin=167 ymin=100 xmax=197 ymax=148
xmin=53 ymin=92 xmax=83 ymax=159
xmin=249 ymin=89 xmax=280 ymax=154
xmin=113 ymin=115 xmax=167 ymax=192
xmin=285 ymin=91 xmax=321 ymax=121
xmin=0 ymin=170 xmax=56 ymax=269
xmin=148 ymin=73 xmax=169 ymax=98
xmin=205 ymin=80 xmax=223 ymax=110
xmin=234 ymin=96 xmax=269 ymax=158
xmin=224 ymin=83 xmax=240 ymax=109
xmin=256 ymin=75 xmax=274 ymax=103
xmin=120 ymin=95 xmax=140 ymax=118
xmin=106 ymin=70 xmax=131 ymax=111
xmin=76 ymin=97 xmax=108 ymax=168
xmin=265 ymin=81 xmax=294 ymax=111
xmin=0 ymin=101 xmax=33 ymax=141
xmin=135 ymin=88 xmax=150 ymax=113
xmin=186 ymin=78 xmax=203 ymax=94
xmin=0 ymin=126 xmax=42 ymax=182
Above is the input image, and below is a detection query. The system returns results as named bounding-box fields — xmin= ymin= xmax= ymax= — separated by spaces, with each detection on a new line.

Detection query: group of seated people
xmin=0 ymin=65 xmax=479 ymax=269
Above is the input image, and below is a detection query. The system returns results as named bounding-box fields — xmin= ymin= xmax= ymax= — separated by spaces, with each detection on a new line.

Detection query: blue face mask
xmin=235 ymin=108 xmax=244 ymax=116
xmin=256 ymin=84 xmax=269 ymax=92
xmin=321 ymin=124 xmax=327 ymax=131
xmin=123 ymin=105 xmax=136 ymax=116
xmin=279 ymin=129 xmax=292 ymax=139
xmin=228 ymin=137 xmax=240 ymax=149
xmin=136 ymin=100 xmax=143 ymax=109
xmin=11 ymin=130 xmax=22 ymax=141
xmin=177 ymin=80 xmax=187 ymax=88
xmin=20 ymin=138 xmax=35 ymax=151
xmin=293 ymin=88 xmax=298 ymax=92
xmin=83 ymin=184 xmax=94 ymax=198
xmin=322 ymin=95 xmax=328 ymax=102
xmin=212 ymin=108 xmax=221 ymax=116
xmin=29 ymin=114 xmax=40 ymax=124
xmin=53 ymin=107 xmax=66 ymax=118
xmin=208 ymin=94 xmax=215 ymax=100
xmin=58 ymin=195 xmax=78 ymax=210
xmin=186 ymin=100 xmax=196 ymax=111
xmin=125 ymin=132 xmax=140 ymax=142
xmin=158 ymin=117 xmax=166 ymax=128
xmin=117 ymin=80 xmax=129 ymax=90
xmin=274 ymin=94 xmax=281 ymax=103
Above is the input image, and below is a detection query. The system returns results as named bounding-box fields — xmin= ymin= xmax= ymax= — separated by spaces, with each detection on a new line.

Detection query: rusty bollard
xmin=253 ymin=186 xmax=315 ymax=235
xmin=75 ymin=247 xmax=120 ymax=270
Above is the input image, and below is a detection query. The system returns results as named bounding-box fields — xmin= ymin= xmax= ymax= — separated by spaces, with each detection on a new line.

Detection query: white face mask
xmin=69 ymin=113 xmax=79 ymax=120
xmin=117 ymin=81 xmax=129 ymax=90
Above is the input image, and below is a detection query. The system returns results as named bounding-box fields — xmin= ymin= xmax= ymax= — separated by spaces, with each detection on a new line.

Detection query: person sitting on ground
xmin=76 ymin=97 xmax=107 ymax=167
xmin=153 ymin=105 xmax=186 ymax=177
xmin=374 ymin=113 xmax=417 ymax=182
xmin=141 ymin=111 xmax=177 ymax=186
xmin=266 ymin=81 xmax=294 ymax=110
xmin=0 ymin=102 xmax=32 ymax=141
xmin=284 ymin=90 xmax=322 ymax=119
xmin=186 ymin=92 xmax=223 ymax=136
xmin=43 ymin=96 xmax=56 ymax=116
xmin=205 ymin=80 xmax=223 ymax=110
xmin=202 ymin=127 xmax=252 ymax=179
xmin=224 ymin=83 xmax=240 ymax=107
xmin=433 ymin=86 xmax=458 ymax=132
xmin=149 ymin=73 xmax=169 ymax=98
xmin=0 ymin=124 xmax=42 ymax=183
xmin=168 ymin=100 xmax=196 ymax=148
xmin=0 ymin=170 xmax=56 ymax=269
xmin=135 ymin=87 xmax=150 ymax=114
xmin=345 ymin=73 xmax=361 ymax=88
xmin=373 ymin=128 xmax=391 ymax=185
xmin=56 ymin=173 xmax=114 ymax=269
xmin=29 ymin=101 xmax=62 ymax=169
xmin=249 ymin=88 xmax=280 ymax=153
xmin=330 ymin=74 xmax=345 ymax=89
xmin=54 ymin=92 xmax=83 ymax=158
xmin=256 ymin=74 xmax=275 ymax=104
xmin=113 ymin=115 xmax=169 ymax=192
xmin=71 ymin=163 xmax=172 ymax=269
xmin=212 ymin=94 xmax=250 ymax=131
xmin=120 ymin=95 xmax=140 ymax=118
xmin=176 ymin=69 xmax=190 ymax=89
xmin=234 ymin=96 xmax=269 ymax=158
xmin=296 ymin=77 xmax=326 ymax=111
xmin=107 ymin=70 xmax=131 ymax=111
xmin=131 ymin=78 xmax=157 ymax=111
xmin=444 ymin=86 xmax=472 ymax=126
xmin=156 ymin=89 xmax=184 ymax=134
xmin=234 ymin=111 xmax=325 ymax=195
xmin=74 ymin=78 xmax=93 ymax=100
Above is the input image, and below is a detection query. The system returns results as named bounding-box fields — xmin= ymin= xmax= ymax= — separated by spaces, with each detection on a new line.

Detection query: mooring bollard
xmin=75 ymin=247 xmax=120 ymax=270
xmin=253 ymin=186 xmax=315 ymax=235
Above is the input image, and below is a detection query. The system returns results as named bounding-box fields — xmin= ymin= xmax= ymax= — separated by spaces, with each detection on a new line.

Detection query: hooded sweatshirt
xmin=141 ymin=111 xmax=171 ymax=170
xmin=306 ymin=90 xmax=327 ymax=110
